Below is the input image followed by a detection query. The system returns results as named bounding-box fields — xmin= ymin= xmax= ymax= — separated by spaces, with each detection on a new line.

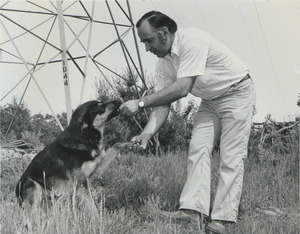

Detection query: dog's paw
xmin=112 ymin=142 xmax=135 ymax=151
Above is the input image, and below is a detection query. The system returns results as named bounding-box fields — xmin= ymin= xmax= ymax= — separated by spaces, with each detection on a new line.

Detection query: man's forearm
xmin=119 ymin=77 xmax=196 ymax=116
xmin=142 ymin=105 xmax=170 ymax=138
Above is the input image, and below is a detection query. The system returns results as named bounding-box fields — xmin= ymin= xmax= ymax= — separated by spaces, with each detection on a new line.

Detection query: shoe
xmin=205 ymin=221 xmax=226 ymax=234
xmin=159 ymin=209 xmax=205 ymax=232
xmin=159 ymin=210 xmax=198 ymax=222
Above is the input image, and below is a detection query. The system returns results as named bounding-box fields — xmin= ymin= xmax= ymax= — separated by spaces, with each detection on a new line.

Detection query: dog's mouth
xmin=102 ymin=99 xmax=122 ymax=120
xmin=93 ymin=99 xmax=122 ymax=129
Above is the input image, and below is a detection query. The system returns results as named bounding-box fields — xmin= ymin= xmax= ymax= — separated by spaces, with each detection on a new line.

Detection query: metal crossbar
xmin=0 ymin=0 xmax=149 ymax=141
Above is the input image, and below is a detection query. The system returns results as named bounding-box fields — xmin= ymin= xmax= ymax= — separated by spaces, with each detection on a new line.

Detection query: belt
xmin=236 ymin=74 xmax=251 ymax=85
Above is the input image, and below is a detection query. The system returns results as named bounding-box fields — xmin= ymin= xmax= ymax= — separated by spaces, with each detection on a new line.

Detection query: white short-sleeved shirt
xmin=155 ymin=28 xmax=249 ymax=100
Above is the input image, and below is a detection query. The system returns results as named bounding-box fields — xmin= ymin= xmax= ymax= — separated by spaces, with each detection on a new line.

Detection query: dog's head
xmin=58 ymin=99 xmax=122 ymax=151
xmin=70 ymin=99 xmax=122 ymax=130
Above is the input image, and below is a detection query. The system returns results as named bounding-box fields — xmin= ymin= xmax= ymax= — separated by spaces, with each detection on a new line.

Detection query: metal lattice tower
xmin=0 ymin=0 xmax=147 ymax=131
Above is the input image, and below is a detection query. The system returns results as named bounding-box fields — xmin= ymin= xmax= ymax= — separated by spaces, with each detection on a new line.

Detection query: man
xmin=120 ymin=11 xmax=256 ymax=233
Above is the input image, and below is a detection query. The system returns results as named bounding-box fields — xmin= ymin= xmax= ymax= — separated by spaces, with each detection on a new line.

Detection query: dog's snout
xmin=105 ymin=99 xmax=122 ymax=110
xmin=100 ymin=99 xmax=122 ymax=121
xmin=113 ymin=99 xmax=122 ymax=108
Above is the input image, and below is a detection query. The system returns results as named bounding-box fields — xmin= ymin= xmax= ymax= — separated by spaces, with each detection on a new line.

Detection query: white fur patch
xmin=81 ymin=161 xmax=98 ymax=178
xmin=81 ymin=122 xmax=88 ymax=130
xmin=91 ymin=149 xmax=98 ymax=158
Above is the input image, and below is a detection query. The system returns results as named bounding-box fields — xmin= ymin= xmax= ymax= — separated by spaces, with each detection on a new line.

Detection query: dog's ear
xmin=78 ymin=111 xmax=92 ymax=127
xmin=69 ymin=105 xmax=93 ymax=128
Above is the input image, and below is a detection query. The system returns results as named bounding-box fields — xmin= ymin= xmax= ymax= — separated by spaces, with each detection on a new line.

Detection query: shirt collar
xmin=166 ymin=30 xmax=179 ymax=59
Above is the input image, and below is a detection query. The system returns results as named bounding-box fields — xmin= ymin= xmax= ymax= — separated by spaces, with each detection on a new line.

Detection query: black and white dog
xmin=16 ymin=99 xmax=131 ymax=206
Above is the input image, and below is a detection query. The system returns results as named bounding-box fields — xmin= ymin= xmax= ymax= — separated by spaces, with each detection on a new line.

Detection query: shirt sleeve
xmin=177 ymin=37 xmax=209 ymax=79
xmin=155 ymin=59 xmax=176 ymax=91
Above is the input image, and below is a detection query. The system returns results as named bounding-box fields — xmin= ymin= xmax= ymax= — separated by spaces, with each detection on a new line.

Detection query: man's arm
xmin=133 ymin=104 xmax=170 ymax=149
xmin=142 ymin=104 xmax=170 ymax=136
xmin=120 ymin=76 xmax=196 ymax=115
xmin=120 ymin=76 xmax=196 ymax=149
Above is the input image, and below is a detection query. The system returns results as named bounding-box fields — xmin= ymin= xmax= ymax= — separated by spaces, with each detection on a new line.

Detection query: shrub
xmin=0 ymin=97 xmax=32 ymax=139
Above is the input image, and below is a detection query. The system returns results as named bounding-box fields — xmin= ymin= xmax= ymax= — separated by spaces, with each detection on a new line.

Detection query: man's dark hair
xmin=136 ymin=11 xmax=177 ymax=34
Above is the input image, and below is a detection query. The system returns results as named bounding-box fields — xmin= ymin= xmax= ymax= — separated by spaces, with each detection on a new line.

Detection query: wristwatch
xmin=138 ymin=100 xmax=145 ymax=108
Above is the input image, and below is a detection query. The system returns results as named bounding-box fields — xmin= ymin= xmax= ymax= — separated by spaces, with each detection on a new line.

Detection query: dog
xmin=16 ymin=99 xmax=132 ymax=207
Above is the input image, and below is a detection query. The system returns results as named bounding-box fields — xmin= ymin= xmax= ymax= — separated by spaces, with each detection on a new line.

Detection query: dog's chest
xmin=68 ymin=149 xmax=104 ymax=180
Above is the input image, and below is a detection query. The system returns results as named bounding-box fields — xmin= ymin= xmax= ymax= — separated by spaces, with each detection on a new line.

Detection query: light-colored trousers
xmin=179 ymin=79 xmax=256 ymax=222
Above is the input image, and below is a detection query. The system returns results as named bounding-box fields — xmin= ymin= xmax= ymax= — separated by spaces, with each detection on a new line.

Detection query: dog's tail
xmin=15 ymin=180 xmax=23 ymax=206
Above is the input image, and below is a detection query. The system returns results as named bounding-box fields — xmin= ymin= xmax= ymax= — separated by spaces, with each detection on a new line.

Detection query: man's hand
xmin=131 ymin=133 xmax=152 ymax=150
xmin=120 ymin=99 xmax=140 ymax=115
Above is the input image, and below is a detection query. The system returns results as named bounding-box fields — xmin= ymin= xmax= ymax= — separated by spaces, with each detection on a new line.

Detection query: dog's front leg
xmin=89 ymin=142 xmax=133 ymax=179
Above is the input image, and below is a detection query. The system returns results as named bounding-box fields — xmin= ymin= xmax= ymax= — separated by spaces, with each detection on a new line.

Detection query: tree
xmin=1 ymin=97 xmax=67 ymax=147
xmin=0 ymin=97 xmax=32 ymax=140
xmin=30 ymin=113 xmax=65 ymax=146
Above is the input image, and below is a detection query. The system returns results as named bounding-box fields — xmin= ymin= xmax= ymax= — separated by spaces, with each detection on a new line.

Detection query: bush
xmin=0 ymin=97 xmax=32 ymax=140
xmin=21 ymin=130 xmax=42 ymax=149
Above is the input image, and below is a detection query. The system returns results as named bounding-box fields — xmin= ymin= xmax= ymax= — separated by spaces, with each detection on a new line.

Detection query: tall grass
xmin=1 ymin=137 xmax=299 ymax=233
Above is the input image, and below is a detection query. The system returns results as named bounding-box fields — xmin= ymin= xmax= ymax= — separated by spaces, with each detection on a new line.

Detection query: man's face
xmin=137 ymin=20 xmax=171 ymax=58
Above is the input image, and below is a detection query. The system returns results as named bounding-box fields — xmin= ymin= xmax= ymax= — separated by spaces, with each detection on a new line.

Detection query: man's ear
xmin=161 ymin=26 xmax=170 ymax=40
xmin=158 ymin=30 xmax=167 ymax=42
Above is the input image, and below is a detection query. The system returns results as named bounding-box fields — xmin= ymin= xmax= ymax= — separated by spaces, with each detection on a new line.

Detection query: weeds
xmin=1 ymin=137 xmax=299 ymax=233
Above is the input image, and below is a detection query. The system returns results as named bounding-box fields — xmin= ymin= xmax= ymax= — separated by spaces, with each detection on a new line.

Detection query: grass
xmin=1 ymin=142 xmax=299 ymax=233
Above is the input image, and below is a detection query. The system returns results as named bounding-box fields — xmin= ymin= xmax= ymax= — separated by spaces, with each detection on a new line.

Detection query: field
xmin=0 ymin=138 xmax=299 ymax=233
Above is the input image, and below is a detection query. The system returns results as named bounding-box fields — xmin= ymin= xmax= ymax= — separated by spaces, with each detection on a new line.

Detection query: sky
xmin=0 ymin=0 xmax=299 ymax=123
